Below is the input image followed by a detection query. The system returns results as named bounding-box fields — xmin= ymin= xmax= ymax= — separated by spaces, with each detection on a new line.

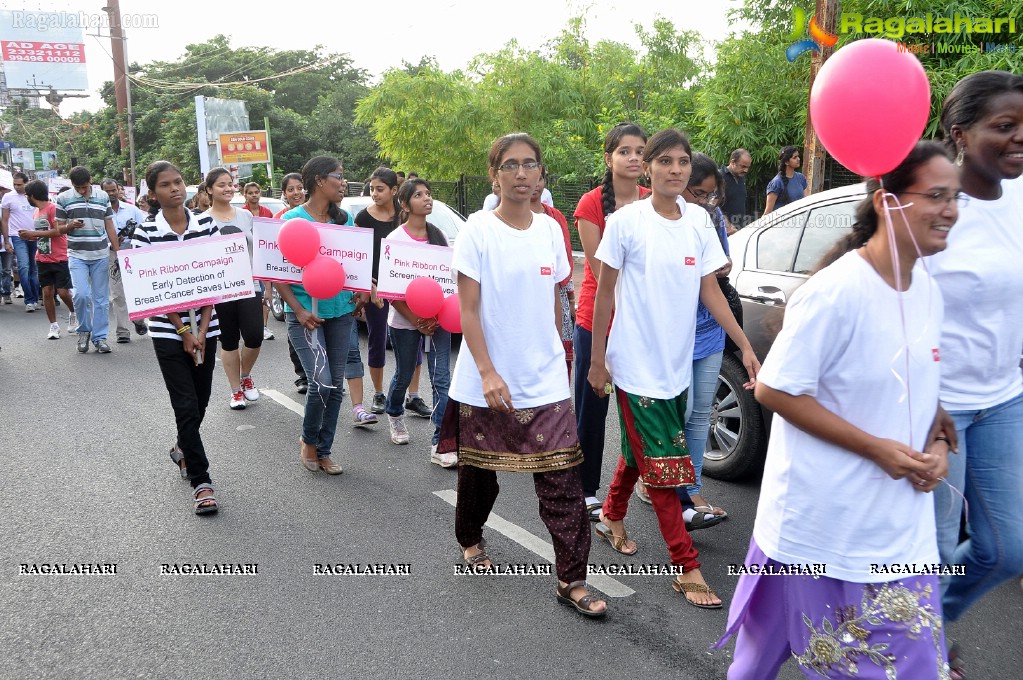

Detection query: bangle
xmin=934 ymin=435 xmax=950 ymax=443
xmin=176 ymin=324 xmax=192 ymax=335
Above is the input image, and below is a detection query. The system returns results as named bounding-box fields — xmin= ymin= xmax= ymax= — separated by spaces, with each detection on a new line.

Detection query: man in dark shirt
xmin=720 ymin=149 xmax=752 ymax=232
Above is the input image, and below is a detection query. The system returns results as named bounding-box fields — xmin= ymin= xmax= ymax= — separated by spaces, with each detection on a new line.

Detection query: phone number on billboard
xmin=4 ymin=54 xmax=84 ymax=62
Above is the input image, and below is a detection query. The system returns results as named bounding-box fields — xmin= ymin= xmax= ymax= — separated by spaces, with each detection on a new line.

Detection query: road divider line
xmin=262 ymin=389 xmax=306 ymax=417
xmin=433 ymin=489 xmax=634 ymax=597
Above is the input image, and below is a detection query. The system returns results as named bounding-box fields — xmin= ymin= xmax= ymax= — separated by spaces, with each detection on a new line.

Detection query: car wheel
xmin=702 ymin=352 xmax=766 ymax=481
xmin=270 ymin=286 xmax=285 ymax=322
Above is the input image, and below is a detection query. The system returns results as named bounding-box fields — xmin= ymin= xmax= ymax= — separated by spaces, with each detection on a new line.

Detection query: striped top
xmin=54 ymin=188 xmax=115 ymax=261
xmin=130 ymin=210 xmax=221 ymax=342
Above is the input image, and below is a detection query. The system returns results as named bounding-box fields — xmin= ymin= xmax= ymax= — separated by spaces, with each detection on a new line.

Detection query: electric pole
xmin=803 ymin=0 xmax=839 ymax=193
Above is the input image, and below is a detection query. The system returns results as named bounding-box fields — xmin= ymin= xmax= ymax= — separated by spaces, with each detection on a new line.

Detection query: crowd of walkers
xmin=3 ymin=67 xmax=1019 ymax=680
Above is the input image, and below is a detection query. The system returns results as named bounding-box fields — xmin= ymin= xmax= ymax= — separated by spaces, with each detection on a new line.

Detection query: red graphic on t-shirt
xmin=540 ymin=266 xmax=552 ymax=276
xmin=932 ymin=348 xmax=941 ymax=362
xmin=685 ymin=257 xmax=696 ymax=266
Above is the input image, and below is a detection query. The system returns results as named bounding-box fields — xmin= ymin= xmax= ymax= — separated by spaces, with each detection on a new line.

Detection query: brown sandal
xmin=594 ymin=519 xmax=638 ymax=556
xmin=671 ymin=578 xmax=723 ymax=609
xmin=556 ymin=580 xmax=608 ymax=619
xmin=461 ymin=543 xmax=492 ymax=570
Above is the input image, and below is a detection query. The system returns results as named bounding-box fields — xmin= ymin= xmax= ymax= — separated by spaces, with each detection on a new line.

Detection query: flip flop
xmin=594 ymin=522 xmax=638 ymax=556
xmin=693 ymin=503 xmax=728 ymax=518
xmin=671 ymin=579 xmax=723 ymax=609
xmin=685 ymin=511 xmax=724 ymax=532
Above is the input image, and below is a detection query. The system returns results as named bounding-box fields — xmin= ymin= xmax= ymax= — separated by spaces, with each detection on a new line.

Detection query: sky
xmin=1 ymin=0 xmax=746 ymax=115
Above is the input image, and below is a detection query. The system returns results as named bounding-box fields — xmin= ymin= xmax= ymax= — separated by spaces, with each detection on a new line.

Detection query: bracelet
xmin=934 ymin=435 xmax=950 ymax=443
xmin=176 ymin=324 xmax=192 ymax=335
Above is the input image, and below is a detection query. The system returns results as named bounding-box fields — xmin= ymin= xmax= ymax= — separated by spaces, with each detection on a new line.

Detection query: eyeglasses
xmin=497 ymin=161 xmax=541 ymax=173
xmin=325 ymin=172 xmax=344 ymax=181
xmin=687 ymin=188 xmax=720 ymax=202
xmin=900 ymin=191 xmax=969 ymax=208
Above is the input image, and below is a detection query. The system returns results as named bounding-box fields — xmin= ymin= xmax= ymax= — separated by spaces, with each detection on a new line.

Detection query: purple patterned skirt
xmin=436 ymin=397 xmax=582 ymax=473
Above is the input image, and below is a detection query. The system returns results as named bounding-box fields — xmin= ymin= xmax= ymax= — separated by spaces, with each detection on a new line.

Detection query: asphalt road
xmin=1 ymin=301 xmax=1020 ymax=680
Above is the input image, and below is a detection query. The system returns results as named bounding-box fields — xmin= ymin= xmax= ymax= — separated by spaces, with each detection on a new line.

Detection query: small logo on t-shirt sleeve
xmin=932 ymin=348 xmax=941 ymax=362
xmin=684 ymin=257 xmax=696 ymax=266
xmin=540 ymin=266 xmax=552 ymax=276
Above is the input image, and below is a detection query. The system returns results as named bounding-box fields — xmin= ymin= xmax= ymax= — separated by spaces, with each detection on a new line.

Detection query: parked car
xmin=339 ymin=196 xmax=465 ymax=246
xmin=702 ymin=182 xmax=866 ymax=481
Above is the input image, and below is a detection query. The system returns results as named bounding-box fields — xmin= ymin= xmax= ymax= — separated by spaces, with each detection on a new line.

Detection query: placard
xmin=118 ymin=234 xmax=255 ymax=320
xmin=219 ymin=131 xmax=269 ymax=164
xmin=251 ymin=218 xmax=373 ymax=293
xmin=375 ymin=238 xmax=455 ymax=300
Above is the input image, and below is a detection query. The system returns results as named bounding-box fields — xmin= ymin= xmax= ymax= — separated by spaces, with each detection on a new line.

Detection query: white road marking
xmin=262 ymin=388 xmax=306 ymax=417
xmin=433 ymin=489 xmax=634 ymax=597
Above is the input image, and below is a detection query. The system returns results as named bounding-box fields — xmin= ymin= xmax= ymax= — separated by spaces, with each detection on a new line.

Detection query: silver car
xmin=703 ymin=183 xmax=866 ymax=480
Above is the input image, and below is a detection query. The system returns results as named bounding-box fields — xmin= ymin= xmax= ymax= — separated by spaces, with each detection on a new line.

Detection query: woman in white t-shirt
xmin=438 ymin=133 xmax=606 ymax=619
xmin=718 ymin=142 xmax=958 ymax=679
xmin=931 ymin=71 xmax=1023 ymax=644
xmin=587 ymin=128 xmax=759 ymax=609
xmin=200 ymin=168 xmax=264 ymax=411
xmin=383 ymin=178 xmax=455 ymax=467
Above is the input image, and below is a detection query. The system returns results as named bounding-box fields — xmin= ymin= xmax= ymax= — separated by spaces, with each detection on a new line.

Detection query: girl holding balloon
xmin=383 ymin=177 xmax=455 ymax=466
xmin=274 ymin=156 xmax=356 ymax=476
xmin=438 ymin=133 xmax=606 ymax=619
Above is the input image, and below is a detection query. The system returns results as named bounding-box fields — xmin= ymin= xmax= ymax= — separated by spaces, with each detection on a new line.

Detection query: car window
xmin=756 ymin=213 xmax=806 ymax=272
xmin=429 ymin=204 xmax=460 ymax=241
xmin=793 ymin=201 xmax=857 ymax=274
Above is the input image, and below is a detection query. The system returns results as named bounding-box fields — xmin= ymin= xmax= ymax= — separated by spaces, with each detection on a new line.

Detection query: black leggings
xmin=214 ymin=292 xmax=263 ymax=352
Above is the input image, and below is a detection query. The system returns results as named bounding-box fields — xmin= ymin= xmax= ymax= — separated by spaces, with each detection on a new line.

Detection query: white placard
xmin=251 ymin=218 xmax=373 ymax=293
xmin=0 ymin=169 xmax=12 ymax=190
xmin=375 ymin=238 xmax=455 ymax=300
xmin=118 ymin=234 xmax=255 ymax=320
xmin=123 ymin=186 xmax=137 ymax=204
xmin=46 ymin=177 xmax=72 ymax=200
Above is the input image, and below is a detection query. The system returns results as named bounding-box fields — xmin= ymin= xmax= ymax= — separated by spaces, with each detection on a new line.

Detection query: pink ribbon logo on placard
xmin=384 ymin=244 xmax=391 ymax=260
xmin=123 ymin=257 xmax=132 ymax=273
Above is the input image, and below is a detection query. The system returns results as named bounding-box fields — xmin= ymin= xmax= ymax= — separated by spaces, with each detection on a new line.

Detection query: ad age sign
xmin=375 ymin=239 xmax=455 ymax=300
xmin=118 ymin=234 xmax=255 ymax=320
xmin=251 ymin=218 xmax=372 ymax=293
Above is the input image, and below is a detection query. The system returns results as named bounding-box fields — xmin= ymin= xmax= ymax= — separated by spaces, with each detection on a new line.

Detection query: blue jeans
xmin=11 ymin=235 xmax=40 ymax=304
xmin=574 ymin=324 xmax=611 ymax=497
xmin=346 ymin=322 xmax=365 ymax=380
xmin=286 ymin=312 xmax=353 ymax=457
xmin=684 ymin=351 xmax=724 ymax=497
xmin=69 ymin=256 xmax=110 ymax=341
xmin=0 ymin=250 xmax=12 ymax=295
xmin=385 ymin=326 xmax=451 ymax=445
xmin=934 ymin=391 xmax=1023 ymax=621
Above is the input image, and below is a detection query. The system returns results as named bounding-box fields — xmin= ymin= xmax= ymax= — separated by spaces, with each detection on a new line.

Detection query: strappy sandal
xmin=594 ymin=517 xmax=638 ymax=556
xmin=461 ymin=542 xmax=492 ymax=570
xmin=169 ymin=445 xmax=187 ymax=480
xmin=556 ymin=580 xmax=608 ymax=619
xmin=193 ymin=483 xmax=219 ymax=515
xmin=671 ymin=578 xmax=722 ymax=609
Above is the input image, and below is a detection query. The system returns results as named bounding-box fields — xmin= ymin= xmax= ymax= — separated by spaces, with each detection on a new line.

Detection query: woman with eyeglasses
xmin=763 ymin=145 xmax=809 ymax=216
xmin=929 ymin=71 xmax=1023 ymax=675
xmin=273 ymin=156 xmax=356 ymax=476
xmin=719 ymin=141 xmax=958 ymax=679
xmin=438 ymin=132 xmax=607 ymax=619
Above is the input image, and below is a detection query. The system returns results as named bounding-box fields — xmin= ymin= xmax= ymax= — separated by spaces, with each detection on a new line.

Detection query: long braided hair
xmin=813 ymin=141 xmax=950 ymax=273
xmin=600 ymin=122 xmax=647 ymax=219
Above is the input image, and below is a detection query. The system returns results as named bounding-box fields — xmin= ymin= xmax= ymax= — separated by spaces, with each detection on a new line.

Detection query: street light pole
xmin=102 ymin=0 xmax=136 ymax=186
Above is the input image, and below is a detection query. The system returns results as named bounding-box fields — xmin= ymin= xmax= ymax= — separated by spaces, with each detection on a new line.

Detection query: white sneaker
xmin=430 ymin=444 xmax=458 ymax=468
xmin=47 ymin=323 xmax=60 ymax=340
xmin=388 ymin=414 xmax=410 ymax=445
xmin=263 ymin=326 xmax=275 ymax=340
xmin=13 ymin=285 xmax=23 ymax=298
xmin=68 ymin=312 xmax=79 ymax=333
xmin=240 ymin=375 xmax=260 ymax=401
xmin=229 ymin=390 xmax=247 ymax=410
xmin=25 ymin=302 xmax=36 ymax=312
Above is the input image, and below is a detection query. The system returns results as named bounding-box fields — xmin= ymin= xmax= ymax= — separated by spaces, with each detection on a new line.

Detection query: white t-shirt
xmin=1 ymin=191 xmax=35 ymax=234
xmin=386 ymin=225 xmax=446 ymax=331
xmin=483 ymin=189 xmax=553 ymax=211
xmin=449 ymin=211 xmax=570 ymax=408
xmin=594 ymin=197 xmax=726 ymax=398
xmin=201 ymin=207 xmax=254 ymax=264
xmin=753 ymin=251 xmax=943 ymax=583
xmin=928 ymin=176 xmax=1023 ymax=411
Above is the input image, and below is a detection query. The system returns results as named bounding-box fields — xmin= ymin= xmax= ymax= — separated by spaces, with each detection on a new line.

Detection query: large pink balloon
xmin=437 ymin=294 xmax=462 ymax=333
xmin=405 ymin=277 xmax=444 ymax=319
xmin=278 ymin=218 xmax=320 ymax=268
xmin=810 ymin=39 xmax=931 ymax=178
xmin=301 ymin=255 xmax=346 ymax=299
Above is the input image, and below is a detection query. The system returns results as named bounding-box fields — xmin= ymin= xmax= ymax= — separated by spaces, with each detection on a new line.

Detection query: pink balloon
xmin=810 ymin=39 xmax=931 ymax=177
xmin=301 ymin=255 xmax=346 ymax=299
xmin=437 ymin=294 xmax=461 ymax=333
xmin=405 ymin=277 xmax=444 ymax=319
xmin=278 ymin=218 xmax=320 ymax=268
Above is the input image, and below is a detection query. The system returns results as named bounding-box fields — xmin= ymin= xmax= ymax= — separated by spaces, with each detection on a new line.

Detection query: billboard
xmin=219 ymin=131 xmax=269 ymax=165
xmin=0 ymin=11 xmax=89 ymax=91
xmin=8 ymin=148 xmax=57 ymax=171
